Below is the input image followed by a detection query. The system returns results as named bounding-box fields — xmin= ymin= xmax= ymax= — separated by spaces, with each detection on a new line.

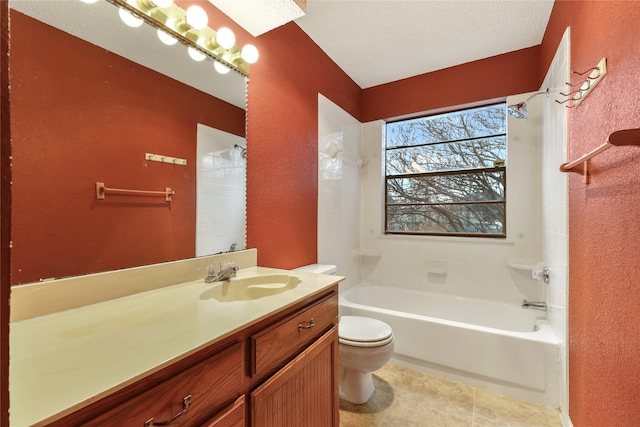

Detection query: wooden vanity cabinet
xmin=48 ymin=286 xmax=339 ymax=427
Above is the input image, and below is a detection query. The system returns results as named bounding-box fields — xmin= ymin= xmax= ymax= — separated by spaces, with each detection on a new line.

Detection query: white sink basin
xmin=200 ymin=274 xmax=301 ymax=302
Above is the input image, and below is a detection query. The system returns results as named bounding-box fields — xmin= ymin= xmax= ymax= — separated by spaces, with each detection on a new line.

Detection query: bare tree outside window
xmin=385 ymin=103 xmax=507 ymax=237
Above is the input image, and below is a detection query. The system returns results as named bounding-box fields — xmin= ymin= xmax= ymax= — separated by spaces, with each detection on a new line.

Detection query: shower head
xmin=507 ymin=88 xmax=550 ymax=120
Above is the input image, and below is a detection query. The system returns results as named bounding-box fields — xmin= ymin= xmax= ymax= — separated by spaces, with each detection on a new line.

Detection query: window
xmin=385 ymin=103 xmax=507 ymax=237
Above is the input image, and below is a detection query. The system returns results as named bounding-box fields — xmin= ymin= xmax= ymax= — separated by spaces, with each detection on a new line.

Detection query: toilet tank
xmin=293 ymin=264 xmax=337 ymax=275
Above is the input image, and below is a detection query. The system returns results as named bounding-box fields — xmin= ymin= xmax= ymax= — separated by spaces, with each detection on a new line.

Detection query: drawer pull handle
xmin=298 ymin=318 xmax=315 ymax=332
xmin=144 ymin=395 xmax=192 ymax=427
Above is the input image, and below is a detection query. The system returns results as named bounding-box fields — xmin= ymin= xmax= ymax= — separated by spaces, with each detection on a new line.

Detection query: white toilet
xmin=338 ymin=315 xmax=394 ymax=404
xmin=293 ymin=264 xmax=394 ymax=404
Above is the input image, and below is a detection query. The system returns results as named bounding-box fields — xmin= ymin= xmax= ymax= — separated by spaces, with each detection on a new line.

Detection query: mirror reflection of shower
xmin=507 ymin=88 xmax=550 ymax=119
xmin=196 ymin=124 xmax=247 ymax=256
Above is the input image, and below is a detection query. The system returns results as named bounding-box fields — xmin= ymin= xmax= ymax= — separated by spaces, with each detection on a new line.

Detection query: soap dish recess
xmin=426 ymin=259 xmax=447 ymax=275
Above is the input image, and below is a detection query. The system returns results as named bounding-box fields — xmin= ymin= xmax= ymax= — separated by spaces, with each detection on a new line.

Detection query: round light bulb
xmin=187 ymin=47 xmax=207 ymax=62
xmin=185 ymin=5 xmax=208 ymax=30
xmin=215 ymin=27 xmax=235 ymax=49
xmin=214 ymin=61 xmax=231 ymax=74
xmin=240 ymin=44 xmax=259 ymax=64
xmin=150 ymin=0 xmax=173 ymax=7
xmin=119 ymin=8 xmax=144 ymax=28
xmin=80 ymin=0 xmax=100 ymax=4
xmin=157 ymin=29 xmax=178 ymax=45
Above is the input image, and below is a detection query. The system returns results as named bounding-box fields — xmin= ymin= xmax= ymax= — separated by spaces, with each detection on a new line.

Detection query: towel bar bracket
xmin=559 ymin=160 xmax=591 ymax=184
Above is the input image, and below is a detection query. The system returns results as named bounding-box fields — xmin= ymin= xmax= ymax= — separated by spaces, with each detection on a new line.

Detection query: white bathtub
xmin=339 ymin=285 xmax=559 ymax=402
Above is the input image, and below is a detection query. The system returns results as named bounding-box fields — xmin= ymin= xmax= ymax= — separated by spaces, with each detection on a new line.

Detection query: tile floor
xmin=339 ymin=363 xmax=563 ymax=427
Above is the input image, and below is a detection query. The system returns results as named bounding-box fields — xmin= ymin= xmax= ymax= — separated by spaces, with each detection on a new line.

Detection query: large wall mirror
xmin=9 ymin=0 xmax=247 ymax=285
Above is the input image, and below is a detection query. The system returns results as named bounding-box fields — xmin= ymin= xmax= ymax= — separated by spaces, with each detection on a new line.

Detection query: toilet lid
xmin=339 ymin=316 xmax=393 ymax=347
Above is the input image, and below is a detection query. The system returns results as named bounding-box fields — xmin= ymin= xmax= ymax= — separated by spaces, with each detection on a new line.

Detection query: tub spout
xmin=521 ymin=300 xmax=547 ymax=312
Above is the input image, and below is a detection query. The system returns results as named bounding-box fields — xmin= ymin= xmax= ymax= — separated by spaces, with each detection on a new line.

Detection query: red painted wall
xmin=10 ymin=11 xmax=245 ymax=284
xmin=541 ymin=2 xmax=640 ymax=426
xmin=245 ymin=23 xmax=361 ymax=269
xmin=361 ymin=46 xmax=540 ymax=122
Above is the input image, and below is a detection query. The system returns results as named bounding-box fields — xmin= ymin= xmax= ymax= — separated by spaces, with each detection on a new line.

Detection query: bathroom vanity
xmin=9 ymin=250 xmax=342 ymax=426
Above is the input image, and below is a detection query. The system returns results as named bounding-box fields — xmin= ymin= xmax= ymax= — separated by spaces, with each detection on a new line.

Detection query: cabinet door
xmin=251 ymin=327 xmax=339 ymax=427
xmin=201 ymin=395 xmax=245 ymax=427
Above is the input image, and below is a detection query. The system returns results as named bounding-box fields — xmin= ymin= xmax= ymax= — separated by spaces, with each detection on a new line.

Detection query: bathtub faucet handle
xmin=532 ymin=266 xmax=551 ymax=283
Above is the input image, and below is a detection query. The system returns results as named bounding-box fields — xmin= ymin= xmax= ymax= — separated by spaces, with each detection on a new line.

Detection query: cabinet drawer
xmin=85 ymin=342 xmax=244 ymax=427
xmin=251 ymin=292 xmax=338 ymax=376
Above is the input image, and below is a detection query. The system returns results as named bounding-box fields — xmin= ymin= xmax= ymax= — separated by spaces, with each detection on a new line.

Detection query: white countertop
xmin=10 ymin=267 xmax=341 ymax=427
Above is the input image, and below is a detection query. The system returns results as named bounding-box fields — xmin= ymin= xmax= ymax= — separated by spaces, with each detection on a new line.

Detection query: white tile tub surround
xmin=196 ymin=123 xmax=247 ymax=257
xmin=539 ymin=28 xmax=570 ymax=422
xmin=358 ymin=109 xmax=542 ymax=306
xmin=317 ymin=95 xmax=362 ymax=291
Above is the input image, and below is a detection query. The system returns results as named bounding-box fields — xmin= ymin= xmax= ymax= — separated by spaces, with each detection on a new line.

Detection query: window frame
xmin=384 ymin=102 xmax=507 ymax=239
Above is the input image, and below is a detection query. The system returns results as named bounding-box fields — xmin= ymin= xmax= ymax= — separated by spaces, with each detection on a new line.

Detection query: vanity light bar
xmin=105 ymin=0 xmax=252 ymax=76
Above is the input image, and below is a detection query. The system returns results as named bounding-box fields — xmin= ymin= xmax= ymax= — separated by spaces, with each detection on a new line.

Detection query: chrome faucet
xmin=205 ymin=262 xmax=239 ymax=283
xmin=521 ymin=300 xmax=547 ymax=312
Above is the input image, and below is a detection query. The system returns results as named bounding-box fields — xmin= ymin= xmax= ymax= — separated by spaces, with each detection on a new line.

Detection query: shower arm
xmin=522 ymin=88 xmax=550 ymax=104
xmin=507 ymin=88 xmax=552 ymax=119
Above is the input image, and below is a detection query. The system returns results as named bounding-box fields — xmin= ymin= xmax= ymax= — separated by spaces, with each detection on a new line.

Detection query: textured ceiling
xmin=295 ymin=0 xmax=555 ymax=88
xmin=209 ymin=0 xmax=306 ymax=36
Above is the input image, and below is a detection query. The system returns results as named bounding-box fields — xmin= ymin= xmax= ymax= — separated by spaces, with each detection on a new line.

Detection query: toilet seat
xmin=339 ymin=316 xmax=394 ymax=347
